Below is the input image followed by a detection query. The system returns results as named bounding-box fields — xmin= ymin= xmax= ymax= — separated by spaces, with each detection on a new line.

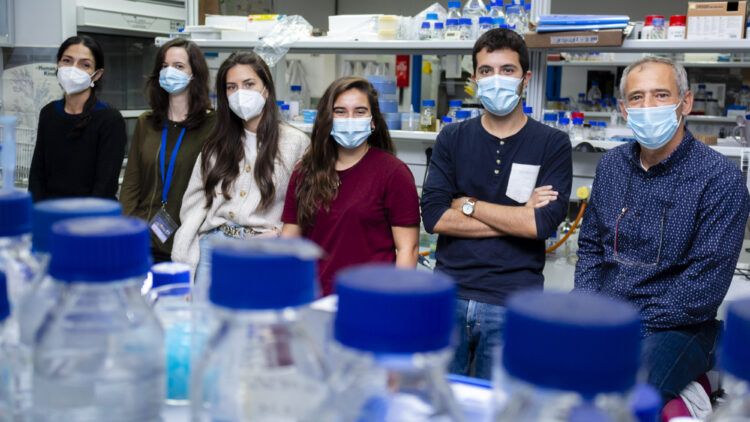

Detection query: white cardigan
xmin=172 ymin=123 xmax=309 ymax=270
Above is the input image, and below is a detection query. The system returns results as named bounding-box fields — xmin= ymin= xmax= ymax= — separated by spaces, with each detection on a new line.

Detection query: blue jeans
xmin=641 ymin=319 xmax=721 ymax=404
xmin=449 ymin=299 xmax=506 ymax=380
xmin=194 ymin=229 xmax=232 ymax=294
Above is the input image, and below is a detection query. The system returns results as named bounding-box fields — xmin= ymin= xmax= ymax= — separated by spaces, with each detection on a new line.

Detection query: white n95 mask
xmin=57 ymin=66 xmax=96 ymax=95
xmin=228 ymin=88 xmax=266 ymax=121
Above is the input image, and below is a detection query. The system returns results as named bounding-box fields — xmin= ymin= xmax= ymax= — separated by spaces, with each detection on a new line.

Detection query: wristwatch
xmin=462 ymin=197 xmax=477 ymax=217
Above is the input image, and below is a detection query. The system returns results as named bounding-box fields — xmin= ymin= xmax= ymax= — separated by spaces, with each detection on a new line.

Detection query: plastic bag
xmin=253 ymin=15 xmax=312 ymax=67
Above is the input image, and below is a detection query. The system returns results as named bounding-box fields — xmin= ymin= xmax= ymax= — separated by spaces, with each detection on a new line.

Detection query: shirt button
xmin=494 ymin=169 xmax=499 ymax=175
xmin=229 ymin=211 xmax=235 ymax=218
xmin=496 ymin=159 xmax=501 ymax=164
xmin=240 ymin=190 xmax=246 ymax=197
xmin=500 ymin=141 xmax=505 ymax=145
xmin=496 ymin=150 xmax=500 ymax=154
xmin=245 ymin=166 xmax=251 ymax=173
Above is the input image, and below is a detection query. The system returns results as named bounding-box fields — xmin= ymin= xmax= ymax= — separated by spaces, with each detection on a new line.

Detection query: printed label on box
xmin=550 ymin=35 xmax=600 ymax=45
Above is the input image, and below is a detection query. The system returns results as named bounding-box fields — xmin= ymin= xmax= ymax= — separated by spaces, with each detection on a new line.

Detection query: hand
xmin=525 ymin=185 xmax=558 ymax=208
xmin=254 ymin=227 xmax=281 ymax=239
xmin=452 ymin=196 xmax=470 ymax=211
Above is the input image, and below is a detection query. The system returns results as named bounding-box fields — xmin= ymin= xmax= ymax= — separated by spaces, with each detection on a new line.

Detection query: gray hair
xmin=619 ymin=56 xmax=689 ymax=100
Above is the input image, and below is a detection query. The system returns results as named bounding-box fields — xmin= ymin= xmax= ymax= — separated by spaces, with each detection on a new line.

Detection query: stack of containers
xmin=367 ymin=75 xmax=401 ymax=130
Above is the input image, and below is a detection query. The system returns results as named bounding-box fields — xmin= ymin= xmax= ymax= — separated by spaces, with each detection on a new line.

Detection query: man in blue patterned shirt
xmin=575 ymin=56 xmax=750 ymax=403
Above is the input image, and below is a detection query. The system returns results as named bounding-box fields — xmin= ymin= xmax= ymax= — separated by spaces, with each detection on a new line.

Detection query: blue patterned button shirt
xmin=574 ymin=130 xmax=750 ymax=336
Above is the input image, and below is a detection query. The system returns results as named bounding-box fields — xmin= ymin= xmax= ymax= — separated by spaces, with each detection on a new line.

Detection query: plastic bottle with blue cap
xmin=147 ymin=261 xmax=192 ymax=405
xmin=0 ymin=190 xmax=36 ymax=308
xmin=706 ymin=298 xmax=750 ymax=420
xmin=33 ymin=216 xmax=164 ymax=422
xmin=330 ymin=265 xmax=465 ymax=422
xmin=16 ymin=197 xmax=121 ymax=348
xmin=0 ymin=272 xmax=24 ymax=420
xmin=191 ymin=238 xmax=330 ymax=421
xmin=448 ymin=100 xmax=463 ymax=120
xmin=493 ymin=291 xmax=642 ymax=422
xmin=489 ymin=1 xmax=506 ymax=28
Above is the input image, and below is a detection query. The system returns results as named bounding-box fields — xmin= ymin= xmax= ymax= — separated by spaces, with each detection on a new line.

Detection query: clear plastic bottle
xmin=649 ymin=16 xmax=666 ymax=39
xmin=571 ymin=117 xmax=585 ymax=141
xmin=739 ymin=85 xmax=750 ymax=108
xmin=448 ymin=100 xmax=463 ymax=119
xmin=420 ymin=99 xmax=437 ymax=132
xmin=280 ymin=104 xmax=291 ymax=122
xmin=587 ymin=82 xmax=602 ymax=103
xmin=459 ymin=18 xmax=473 ymax=40
xmin=191 ymin=238 xmax=330 ymax=422
xmin=558 ymin=117 xmax=571 ymax=133
xmin=462 ymin=0 xmax=487 ymax=36
xmin=0 ymin=272 xmax=25 ymax=422
xmin=288 ymin=85 xmax=303 ymax=118
xmin=577 ymin=92 xmax=586 ymax=110
xmin=419 ymin=21 xmax=432 ymax=40
xmin=543 ymin=113 xmax=557 ymax=128
xmin=432 ymin=22 xmax=445 ymax=40
xmin=478 ymin=16 xmax=494 ymax=36
xmin=523 ymin=106 xmax=533 ymax=116
xmin=446 ymin=18 xmax=461 ymax=39
xmin=18 ymin=198 xmax=122 ymax=349
xmin=489 ymin=0 xmax=506 ymax=27
xmin=441 ymin=116 xmax=453 ymax=130
xmin=494 ymin=291 xmax=641 ymax=422
xmin=521 ymin=3 xmax=531 ymax=33
xmin=447 ymin=1 xmax=463 ymax=21
xmin=706 ymin=298 xmax=750 ymax=421
xmin=330 ymin=266 xmax=466 ymax=422
xmin=505 ymin=5 xmax=523 ymax=35
xmin=148 ymin=262 xmax=191 ymax=405
xmin=33 ymin=216 xmax=164 ymax=422
xmin=455 ymin=110 xmax=471 ymax=123
xmin=694 ymin=84 xmax=707 ymax=115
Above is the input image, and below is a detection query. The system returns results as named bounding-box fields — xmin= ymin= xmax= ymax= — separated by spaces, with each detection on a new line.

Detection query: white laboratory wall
xmin=14 ymin=0 xmax=76 ymax=47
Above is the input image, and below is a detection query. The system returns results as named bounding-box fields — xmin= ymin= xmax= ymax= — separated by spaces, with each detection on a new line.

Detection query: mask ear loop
xmin=89 ymin=69 xmax=101 ymax=88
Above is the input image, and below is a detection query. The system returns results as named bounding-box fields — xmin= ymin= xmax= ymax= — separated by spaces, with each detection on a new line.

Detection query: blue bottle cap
xmin=503 ymin=291 xmax=641 ymax=395
xmin=459 ymin=18 xmax=472 ymax=25
xmin=442 ymin=116 xmax=453 ymax=123
xmin=742 ymin=85 xmax=749 ymax=90
xmin=524 ymin=3 xmax=531 ymax=10
xmin=573 ymin=117 xmax=584 ymax=125
xmin=628 ymin=384 xmax=662 ymax=422
xmin=493 ymin=17 xmax=506 ymax=25
xmin=448 ymin=0 xmax=461 ymax=7
xmin=506 ymin=4 xmax=521 ymax=13
xmin=151 ymin=262 xmax=191 ymax=289
xmin=277 ymin=100 xmax=284 ymax=105
xmin=0 ymin=190 xmax=31 ymax=237
xmin=479 ymin=16 xmax=493 ymax=24
xmin=599 ymin=122 xmax=607 ymax=127
xmin=0 ymin=273 xmax=8 ymax=322
xmin=698 ymin=84 xmax=706 ymax=89
xmin=423 ymin=99 xmax=436 ymax=107
xmin=210 ymin=238 xmax=320 ymax=310
xmin=421 ymin=21 xmax=431 ymax=29
xmin=558 ymin=111 xmax=566 ymax=118
xmin=591 ymin=81 xmax=599 ymax=86
xmin=291 ymin=85 xmax=302 ymax=91
xmin=449 ymin=100 xmax=463 ymax=107
xmin=49 ymin=217 xmax=151 ymax=282
xmin=32 ymin=198 xmax=121 ymax=253
xmin=335 ymin=265 xmax=456 ymax=354
xmin=543 ymin=113 xmax=557 ymax=121
xmin=720 ymin=298 xmax=750 ymax=382
xmin=426 ymin=13 xmax=439 ymax=20
xmin=523 ymin=106 xmax=533 ymax=114
xmin=559 ymin=117 xmax=570 ymax=125
xmin=281 ymin=104 xmax=290 ymax=110
xmin=446 ymin=18 xmax=459 ymax=25
xmin=578 ymin=93 xmax=585 ymax=98
xmin=493 ymin=0 xmax=504 ymax=6
xmin=456 ymin=110 xmax=471 ymax=119
xmin=434 ymin=22 xmax=444 ymax=29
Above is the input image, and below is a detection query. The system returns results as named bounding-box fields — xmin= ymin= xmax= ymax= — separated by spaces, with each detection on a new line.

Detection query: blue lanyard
xmin=159 ymin=125 xmax=186 ymax=205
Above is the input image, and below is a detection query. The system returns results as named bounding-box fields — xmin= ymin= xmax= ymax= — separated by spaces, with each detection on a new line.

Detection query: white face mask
xmin=57 ymin=66 xmax=96 ymax=95
xmin=228 ymin=88 xmax=266 ymax=121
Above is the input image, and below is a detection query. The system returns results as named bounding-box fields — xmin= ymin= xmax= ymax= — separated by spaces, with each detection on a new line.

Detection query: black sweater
xmin=29 ymin=99 xmax=127 ymax=201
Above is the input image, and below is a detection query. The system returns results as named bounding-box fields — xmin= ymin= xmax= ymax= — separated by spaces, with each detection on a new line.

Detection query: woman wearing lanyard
xmin=281 ymin=76 xmax=420 ymax=296
xmin=120 ymin=38 xmax=214 ymax=263
xmin=29 ymin=35 xmax=126 ymax=201
xmin=172 ymin=52 xmax=309 ymax=287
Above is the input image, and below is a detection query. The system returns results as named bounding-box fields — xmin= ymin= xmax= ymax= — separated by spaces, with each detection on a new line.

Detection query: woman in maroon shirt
xmin=281 ymin=76 xmax=420 ymax=296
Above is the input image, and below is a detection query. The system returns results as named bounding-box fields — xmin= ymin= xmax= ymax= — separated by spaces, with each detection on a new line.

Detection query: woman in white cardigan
xmin=172 ymin=52 xmax=308 ymax=289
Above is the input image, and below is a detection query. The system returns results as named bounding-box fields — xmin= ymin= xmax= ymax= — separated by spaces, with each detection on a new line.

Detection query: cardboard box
xmin=687 ymin=1 xmax=747 ymax=40
xmin=524 ymin=29 xmax=624 ymax=48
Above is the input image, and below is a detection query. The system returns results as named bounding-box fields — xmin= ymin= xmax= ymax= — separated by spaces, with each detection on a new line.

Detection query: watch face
xmin=462 ymin=202 xmax=473 ymax=215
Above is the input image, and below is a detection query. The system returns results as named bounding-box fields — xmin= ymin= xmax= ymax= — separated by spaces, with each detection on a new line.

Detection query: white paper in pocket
xmin=506 ymin=163 xmax=541 ymax=203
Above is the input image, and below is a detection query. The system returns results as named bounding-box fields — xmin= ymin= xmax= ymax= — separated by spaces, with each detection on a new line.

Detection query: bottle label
xmin=240 ymin=366 xmax=327 ymax=419
xmin=420 ymin=116 xmax=433 ymax=126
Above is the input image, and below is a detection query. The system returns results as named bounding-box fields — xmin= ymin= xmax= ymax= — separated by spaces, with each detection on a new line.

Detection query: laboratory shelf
xmin=155 ymin=37 xmax=476 ymax=54
xmin=555 ymin=111 xmax=736 ymax=124
xmin=571 ymin=139 xmax=747 ymax=158
xmin=548 ymin=61 xmax=750 ymax=68
xmin=540 ymin=39 xmax=750 ymax=53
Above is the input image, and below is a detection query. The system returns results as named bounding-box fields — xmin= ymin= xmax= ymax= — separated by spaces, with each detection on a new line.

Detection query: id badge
xmin=149 ymin=207 xmax=178 ymax=243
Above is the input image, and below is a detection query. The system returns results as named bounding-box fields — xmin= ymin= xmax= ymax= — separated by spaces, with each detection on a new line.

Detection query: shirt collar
xmin=626 ymin=128 xmax=695 ymax=176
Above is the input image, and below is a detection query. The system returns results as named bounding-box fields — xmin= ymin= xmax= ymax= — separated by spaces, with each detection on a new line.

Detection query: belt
xmin=217 ymin=224 xmax=261 ymax=239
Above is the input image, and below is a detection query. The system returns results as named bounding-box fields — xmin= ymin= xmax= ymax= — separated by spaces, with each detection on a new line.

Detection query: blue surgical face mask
xmin=476 ymin=74 xmax=523 ymax=116
xmin=331 ymin=117 xmax=372 ymax=149
xmin=626 ymin=100 xmax=683 ymax=150
xmin=159 ymin=66 xmax=191 ymax=94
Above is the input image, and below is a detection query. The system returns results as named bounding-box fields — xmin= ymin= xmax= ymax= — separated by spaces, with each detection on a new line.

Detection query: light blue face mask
xmin=159 ymin=66 xmax=191 ymax=95
xmin=476 ymin=74 xmax=523 ymax=116
xmin=626 ymin=100 xmax=683 ymax=150
xmin=331 ymin=117 xmax=373 ymax=149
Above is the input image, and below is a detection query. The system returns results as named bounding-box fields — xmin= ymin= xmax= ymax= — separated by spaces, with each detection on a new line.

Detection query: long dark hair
xmin=56 ymin=35 xmax=104 ymax=139
xmin=145 ymin=38 xmax=211 ymax=130
xmin=294 ymin=76 xmax=394 ymax=229
xmin=202 ymin=52 xmax=281 ymax=210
